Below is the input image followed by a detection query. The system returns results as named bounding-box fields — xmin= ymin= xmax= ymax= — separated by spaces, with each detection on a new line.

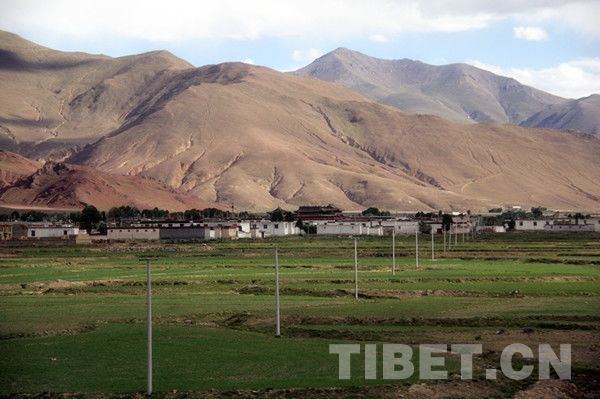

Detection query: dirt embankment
xmin=2 ymin=372 xmax=599 ymax=398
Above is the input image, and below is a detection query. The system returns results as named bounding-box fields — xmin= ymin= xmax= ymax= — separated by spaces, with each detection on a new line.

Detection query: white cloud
xmin=291 ymin=48 xmax=323 ymax=63
xmin=513 ymin=26 xmax=548 ymax=41
xmin=470 ymin=58 xmax=600 ymax=99
xmin=369 ymin=34 xmax=389 ymax=43
xmin=513 ymin=1 xmax=600 ymax=39
xmin=241 ymin=58 xmax=255 ymax=64
xmin=1 ymin=1 xmax=598 ymax=57
xmin=2 ymin=1 xmax=598 ymax=41
xmin=0 ymin=0 xmax=503 ymax=42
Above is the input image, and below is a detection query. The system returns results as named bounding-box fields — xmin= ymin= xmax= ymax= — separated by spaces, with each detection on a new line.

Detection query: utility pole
xmin=455 ymin=227 xmax=458 ymax=246
xmin=443 ymin=227 xmax=446 ymax=254
xmin=275 ymin=247 xmax=281 ymax=337
xmin=139 ymin=257 xmax=156 ymax=397
xmin=392 ymin=227 xmax=396 ymax=276
xmin=354 ymin=238 xmax=359 ymax=300
xmin=415 ymin=230 xmax=419 ymax=269
xmin=431 ymin=228 xmax=435 ymax=260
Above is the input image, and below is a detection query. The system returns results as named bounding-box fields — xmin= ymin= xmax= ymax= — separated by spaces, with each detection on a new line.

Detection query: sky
xmin=1 ymin=0 xmax=599 ymax=98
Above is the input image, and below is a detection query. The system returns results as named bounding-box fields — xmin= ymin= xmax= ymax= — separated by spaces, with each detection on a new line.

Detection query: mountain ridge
xmin=0 ymin=152 xmax=223 ymax=211
xmin=2 ymin=31 xmax=600 ymax=212
xmin=522 ymin=94 xmax=600 ymax=136
xmin=293 ymin=47 xmax=600 ymax=135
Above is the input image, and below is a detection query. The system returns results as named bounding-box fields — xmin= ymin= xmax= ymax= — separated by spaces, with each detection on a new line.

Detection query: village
xmin=1 ymin=204 xmax=599 ymax=245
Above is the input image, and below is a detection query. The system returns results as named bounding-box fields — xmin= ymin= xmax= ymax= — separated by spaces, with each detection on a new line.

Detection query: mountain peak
xmin=329 ymin=47 xmax=360 ymax=55
xmin=295 ymin=49 xmax=566 ymax=125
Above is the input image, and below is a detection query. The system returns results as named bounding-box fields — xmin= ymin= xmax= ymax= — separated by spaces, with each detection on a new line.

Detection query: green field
xmin=1 ymin=232 xmax=599 ymax=397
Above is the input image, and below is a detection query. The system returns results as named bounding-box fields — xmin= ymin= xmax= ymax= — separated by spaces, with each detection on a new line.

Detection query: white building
xmin=27 ymin=224 xmax=80 ymax=238
xmin=235 ymin=221 xmax=262 ymax=239
xmin=372 ymin=219 xmax=419 ymax=235
xmin=544 ymin=222 xmax=595 ymax=232
xmin=202 ymin=224 xmax=238 ymax=240
xmin=251 ymin=220 xmax=301 ymax=237
xmin=316 ymin=221 xmax=383 ymax=236
xmin=423 ymin=221 xmax=443 ymax=234
xmin=514 ymin=220 xmax=548 ymax=231
xmin=107 ymin=227 xmax=160 ymax=240
xmin=476 ymin=225 xmax=506 ymax=233
xmin=591 ymin=218 xmax=600 ymax=232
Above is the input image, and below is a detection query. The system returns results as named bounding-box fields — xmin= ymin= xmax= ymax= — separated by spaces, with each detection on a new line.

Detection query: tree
xmin=419 ymin=221 xmax=432 ymax=234
xmin=362 ymin=207 xmax=379 ymax=216
xmin=284 ymin=211 xmax=295 ymax=222
xmin=305 ymin=225 xmax=317 ymax=234
xmin=441 ymin=214 xmax=453 ymax=232
xmin=573 ymin=212 xmax=585 ymax=221
xmin=270 ymin=208 xmax=287 ymax=222
xmin=506 ymin=220 xmax=516 ymax=230
xmin=196 ymin=208 xmax=229 ymax=219
xmin=531 ymin=207 xmax=545 ymax=218
xmin=362 ymin=207 xmax=390 ymax=216
xmin=108 ymin=206 xmax=140 ymax=223
xmin=184 ymin=208 xmax=202 ymax=220
xmin=20 ymin=211 xmax=47 ymax=222
xmin=142 ymin=207 xmax=169 ymax=219
xmin=97 ymin=222 xmax=108 ymax=235
xmin=296 ymin=219 xmax=312 ymax=234
xmin=80 ymin=205 xmax=102 ymax=233
xmin=416 ymin=211 xmax=435 ymax=219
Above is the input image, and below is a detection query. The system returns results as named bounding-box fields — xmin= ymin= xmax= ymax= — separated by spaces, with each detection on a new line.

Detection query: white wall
xmin=316 ymin=222 xmax=383 ymax=236
xmin=476 ymin=226 xmax=506 ymax=233
xmin=107 ymin=228 xmax=160 ymax=240
xmin=28 ymin=226 xmax=79 ymax=238
xmin=514 ymin=220 xmax=547 ymax=231
xmin=253 ymin=220 xmax=300 ymax=237
xmin=544 ymin=224 xmax=595 ymax=232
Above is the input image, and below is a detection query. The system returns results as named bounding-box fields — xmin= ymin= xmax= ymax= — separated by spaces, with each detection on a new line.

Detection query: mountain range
xmin=1 ymin=31 xmax=599 ymax=212
xmin=294 ymin=48 xmax=600 ymax=135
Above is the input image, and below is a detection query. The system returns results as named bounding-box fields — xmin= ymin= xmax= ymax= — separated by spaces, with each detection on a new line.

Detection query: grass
xmin=3 ymin=324 xmax=429 ymax=392
xmin=0 ymin=232 xmax=599 ymax=394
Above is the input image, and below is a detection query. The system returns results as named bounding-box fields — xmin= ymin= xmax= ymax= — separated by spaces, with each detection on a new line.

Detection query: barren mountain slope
xmin=522 ymin=94 xmax=600 ymax=136
xmin=2 ymin=33 xmax=600 ymax=212
xmin=68 ymin=62 xmax=600 ymax=211
xmin=0 ymin=150 xmax=42 ymax=187
xmin=0 ymin=30 xmax=192 ymax=160
xmin=293 ymin=48 xmax=566 ymax=125
xmin=0 ymin=158 xmax=222 ymax=211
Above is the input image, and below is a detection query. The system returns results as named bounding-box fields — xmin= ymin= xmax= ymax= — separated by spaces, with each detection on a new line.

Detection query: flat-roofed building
xmin=27 ymin=224 xmax=79 ymax=239
xmin=252 ymin=220 xmax=300 ymax=237
xmin=514 ymin=219 xmax=548 ymax=231
xmin=159 ymin=226 xmax=208 ymax=240
xmin=0 ymin=222 xmax=28 ymax=240
xmin=296 ymin=205 xmax=343 ymax=221
xmin=316 ymin=221 xmax=383 ymax=236
xmin=107 ymin=227 xmax=160 ymax=240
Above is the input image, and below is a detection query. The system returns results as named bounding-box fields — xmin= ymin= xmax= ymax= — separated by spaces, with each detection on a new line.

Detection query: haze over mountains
xmin=294 ymin=48 xmax=600 ymax=135
xmin=1 ymin=31 xmax=600 ymax=212
xmin=521 ymin=94 xmax=600 ymax=136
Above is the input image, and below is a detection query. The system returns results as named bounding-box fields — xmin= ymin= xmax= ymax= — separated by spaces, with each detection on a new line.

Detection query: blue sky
xmin=1 ymin=0 xmax=599 ymax=98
